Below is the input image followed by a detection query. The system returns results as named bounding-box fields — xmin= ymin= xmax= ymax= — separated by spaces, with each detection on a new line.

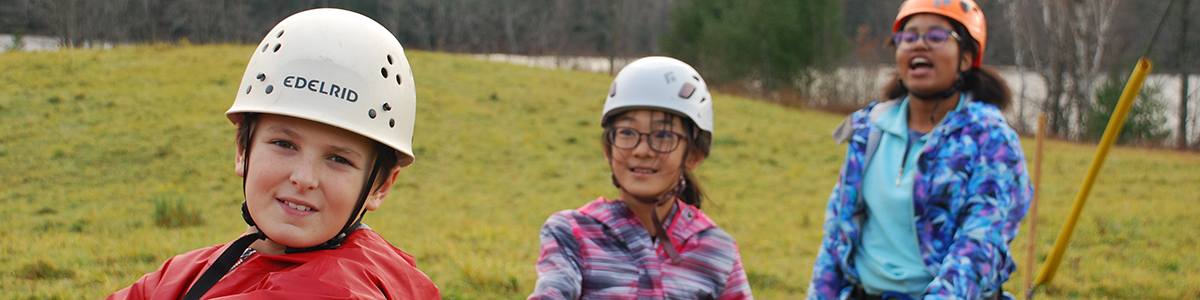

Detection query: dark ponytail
xmin=679 ymin=123 xmax=711 ymax=209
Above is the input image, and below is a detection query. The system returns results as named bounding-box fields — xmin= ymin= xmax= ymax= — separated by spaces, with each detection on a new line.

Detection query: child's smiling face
xmin=236 ymin=114 xmax=387 ymax=249
xmin=605 ymin=109 xmax=703 ymax=202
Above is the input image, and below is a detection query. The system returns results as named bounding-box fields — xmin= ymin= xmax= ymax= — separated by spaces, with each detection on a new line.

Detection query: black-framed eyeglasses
xmin=607 ymin=126 xmax=687 ymax=153
xmin=892 ymin=28 xmax=961 ymax=51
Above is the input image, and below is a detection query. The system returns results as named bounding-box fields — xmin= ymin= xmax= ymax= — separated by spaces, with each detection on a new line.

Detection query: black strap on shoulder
xmin=181 ymin=233 xmax=264 ymax=300
xmin=182 ymin=116 xmax=265 ymax=299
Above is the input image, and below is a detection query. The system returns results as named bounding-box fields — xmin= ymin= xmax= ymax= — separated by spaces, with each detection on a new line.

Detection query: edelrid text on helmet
xmin=894 ymin=0 xmax=987 ymax=67
xmin=227 ymin=8 xmax=417 ymax=167
xmin=282 ymin=75 xmax=359 ymax=102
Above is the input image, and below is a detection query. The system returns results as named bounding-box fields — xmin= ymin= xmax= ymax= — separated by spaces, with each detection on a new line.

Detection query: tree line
xmin=1 ymin=0 xmax=1197 ymax=148
xmin=0 ymin=0 xmax=677 ymax=56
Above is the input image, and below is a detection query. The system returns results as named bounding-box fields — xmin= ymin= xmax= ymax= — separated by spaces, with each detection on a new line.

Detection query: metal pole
xmin=1024 ymin=114 xmax=1046 ymax=299
xmin=1033 ymin=58 xmax=1153 ymax=287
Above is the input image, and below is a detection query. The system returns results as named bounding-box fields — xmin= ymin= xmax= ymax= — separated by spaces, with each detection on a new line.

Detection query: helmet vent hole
xmin=692 ymin=75 xmax=700 ymax=81
xmin=368 ymin=109 xmax=377 ymax=119
xmin=395 ymin=74 xmax=402 ymax=85
xmin=700 ymin=97 xmax=707 ymax=103
xmin=389 ymin=118 xmax=395 ymax=128
xmin=382 ymin=103 xmax=392 ymax=111
xmin=256 ymin=73 xmax=265 ymax=81
xmin=245 ymin=85 xmax=252 ymax=94
xmin=273 ymin=44 xmax=281 ymax=52
xmin=381 ymin=67 xmax=388 ymax=78
xmin=609 ymin=82 xmax=617 ymax=97
xmin=261 ymin=44 xmax=269 ymax=53
xmin=387 ymin=55 xmax=394 ymax=65
xmin=265 ymin=85 xmax=274 ymax=94
xmin=276 ymin=30 xmax=284 ymax=38
xmin=678 ymin=83 xmax=696 ymax=98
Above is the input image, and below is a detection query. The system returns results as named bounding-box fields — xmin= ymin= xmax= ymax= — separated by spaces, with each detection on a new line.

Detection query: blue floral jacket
xmin=807 ymin=97 xmax=1033 ymax=300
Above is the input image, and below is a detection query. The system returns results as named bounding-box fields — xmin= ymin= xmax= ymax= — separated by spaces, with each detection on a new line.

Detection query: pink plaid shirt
xmin=530 ymin=197 xmax=753 ymax=300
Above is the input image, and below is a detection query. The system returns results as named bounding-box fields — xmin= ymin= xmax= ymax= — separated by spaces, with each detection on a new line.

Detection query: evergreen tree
xmin=662 ymin=0 xmax=847 ymax=89
xmin=1088 ymin=71 xmax=1170 ymax=145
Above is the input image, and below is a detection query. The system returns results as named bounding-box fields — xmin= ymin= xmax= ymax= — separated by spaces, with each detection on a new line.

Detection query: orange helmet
xmin=893 ymin=0 xmax=986 ymax=67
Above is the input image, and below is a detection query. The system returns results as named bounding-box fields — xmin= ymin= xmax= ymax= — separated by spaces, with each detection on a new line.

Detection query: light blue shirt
xmin=854 ymin=95 xmax=967 ymax=297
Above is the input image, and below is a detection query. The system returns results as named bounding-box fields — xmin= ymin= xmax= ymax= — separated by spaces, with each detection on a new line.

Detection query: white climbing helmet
xmin=601 ymin=56 xmax=713 ymax=136
xmin=227 ymin=8 xmax=416 ymax=167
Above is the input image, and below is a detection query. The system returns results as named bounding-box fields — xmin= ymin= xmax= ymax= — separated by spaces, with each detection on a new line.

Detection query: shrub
xmin=15 ymin=260 xmax=74 ymax=280
xmin=6 ymin=30 xmax=25 ymax=52
xmin=153 ymin=193 xmax=203 ymax=228
xmin=1087 ymin=72 xmax=1170 ymax=145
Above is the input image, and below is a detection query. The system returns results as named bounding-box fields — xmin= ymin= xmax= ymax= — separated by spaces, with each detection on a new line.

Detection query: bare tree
xmin=1004 ymin=0 xmax=1035 ymax=133
xmin=14 ymin=0 xmax=675 ymax=61
xmin=1177 ymin=0 xmax=1192 ymax=149
xmin=499 ymin=0 xmax=525 ymax=54
xmin=1005 ymin=0 xmax=1121 ymax=139
xmin=31 ymin=0 xmax=84 ymax=47
xmin=162 ymin=0 xmax=254 ymax=43
xmin=375 ymin=0 xmax=400 ymax=40
xmin=1068 ymin=0 xmax=1119 ymax=137
xmin=1034 ymin=0 xmax=1075 ymax=137
xmin=0 ymin=0 xmax=33 ymax=33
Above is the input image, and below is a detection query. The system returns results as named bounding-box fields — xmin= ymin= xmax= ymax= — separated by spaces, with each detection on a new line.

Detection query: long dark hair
xmin=885 ymin=17 xmax=1012 ymax=110
xmin=602 ymin=111 xmax=711 ymax=209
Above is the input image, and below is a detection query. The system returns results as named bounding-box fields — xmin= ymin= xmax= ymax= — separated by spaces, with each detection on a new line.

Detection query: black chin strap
xmin=650 ymin=175 xmax=685 ymax=264
xmin=611 ymin=172 xmax=686 ymax=264
xmin=183 ymin=117 xmax=383 ymax=300
xmin=904 ymin=52 xmax=968 ymax=125
xmin=901 ymin=72 xmax=963 ymax=125
xmin=904 ymin=76 xmax=962 ymax=101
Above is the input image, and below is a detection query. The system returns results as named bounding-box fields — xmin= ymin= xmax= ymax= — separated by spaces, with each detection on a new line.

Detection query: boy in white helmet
xmin=107 ymin=8 xmax=440 ymax=300
xmin=529 ymin=57 xmax=753 ymax=299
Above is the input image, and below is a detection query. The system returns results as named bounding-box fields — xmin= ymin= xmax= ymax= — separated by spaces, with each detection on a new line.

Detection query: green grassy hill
xmin=1 ymin=45 xmax=1197 ymax=299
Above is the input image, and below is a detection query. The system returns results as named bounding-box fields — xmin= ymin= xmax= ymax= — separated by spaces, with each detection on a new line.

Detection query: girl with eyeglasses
xmin=809 ymin=1 xmax=1032 ymax=299
xmin=528 ymin=57 xmax=753 ymax=300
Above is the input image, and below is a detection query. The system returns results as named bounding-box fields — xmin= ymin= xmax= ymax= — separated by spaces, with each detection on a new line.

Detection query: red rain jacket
xmin=108 ymin=228 xmax=440 ymax=300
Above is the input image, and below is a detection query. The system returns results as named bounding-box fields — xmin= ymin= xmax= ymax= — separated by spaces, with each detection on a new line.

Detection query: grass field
xmin=1 ymin=45 xmax=1197 ymax=299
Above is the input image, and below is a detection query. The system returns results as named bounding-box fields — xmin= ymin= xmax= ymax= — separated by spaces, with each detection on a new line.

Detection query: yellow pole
xmin=1024 ymin=114 xmax=1046 ymax=297
xmin=1033 ymin=58 xmax=1153 ymax=287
